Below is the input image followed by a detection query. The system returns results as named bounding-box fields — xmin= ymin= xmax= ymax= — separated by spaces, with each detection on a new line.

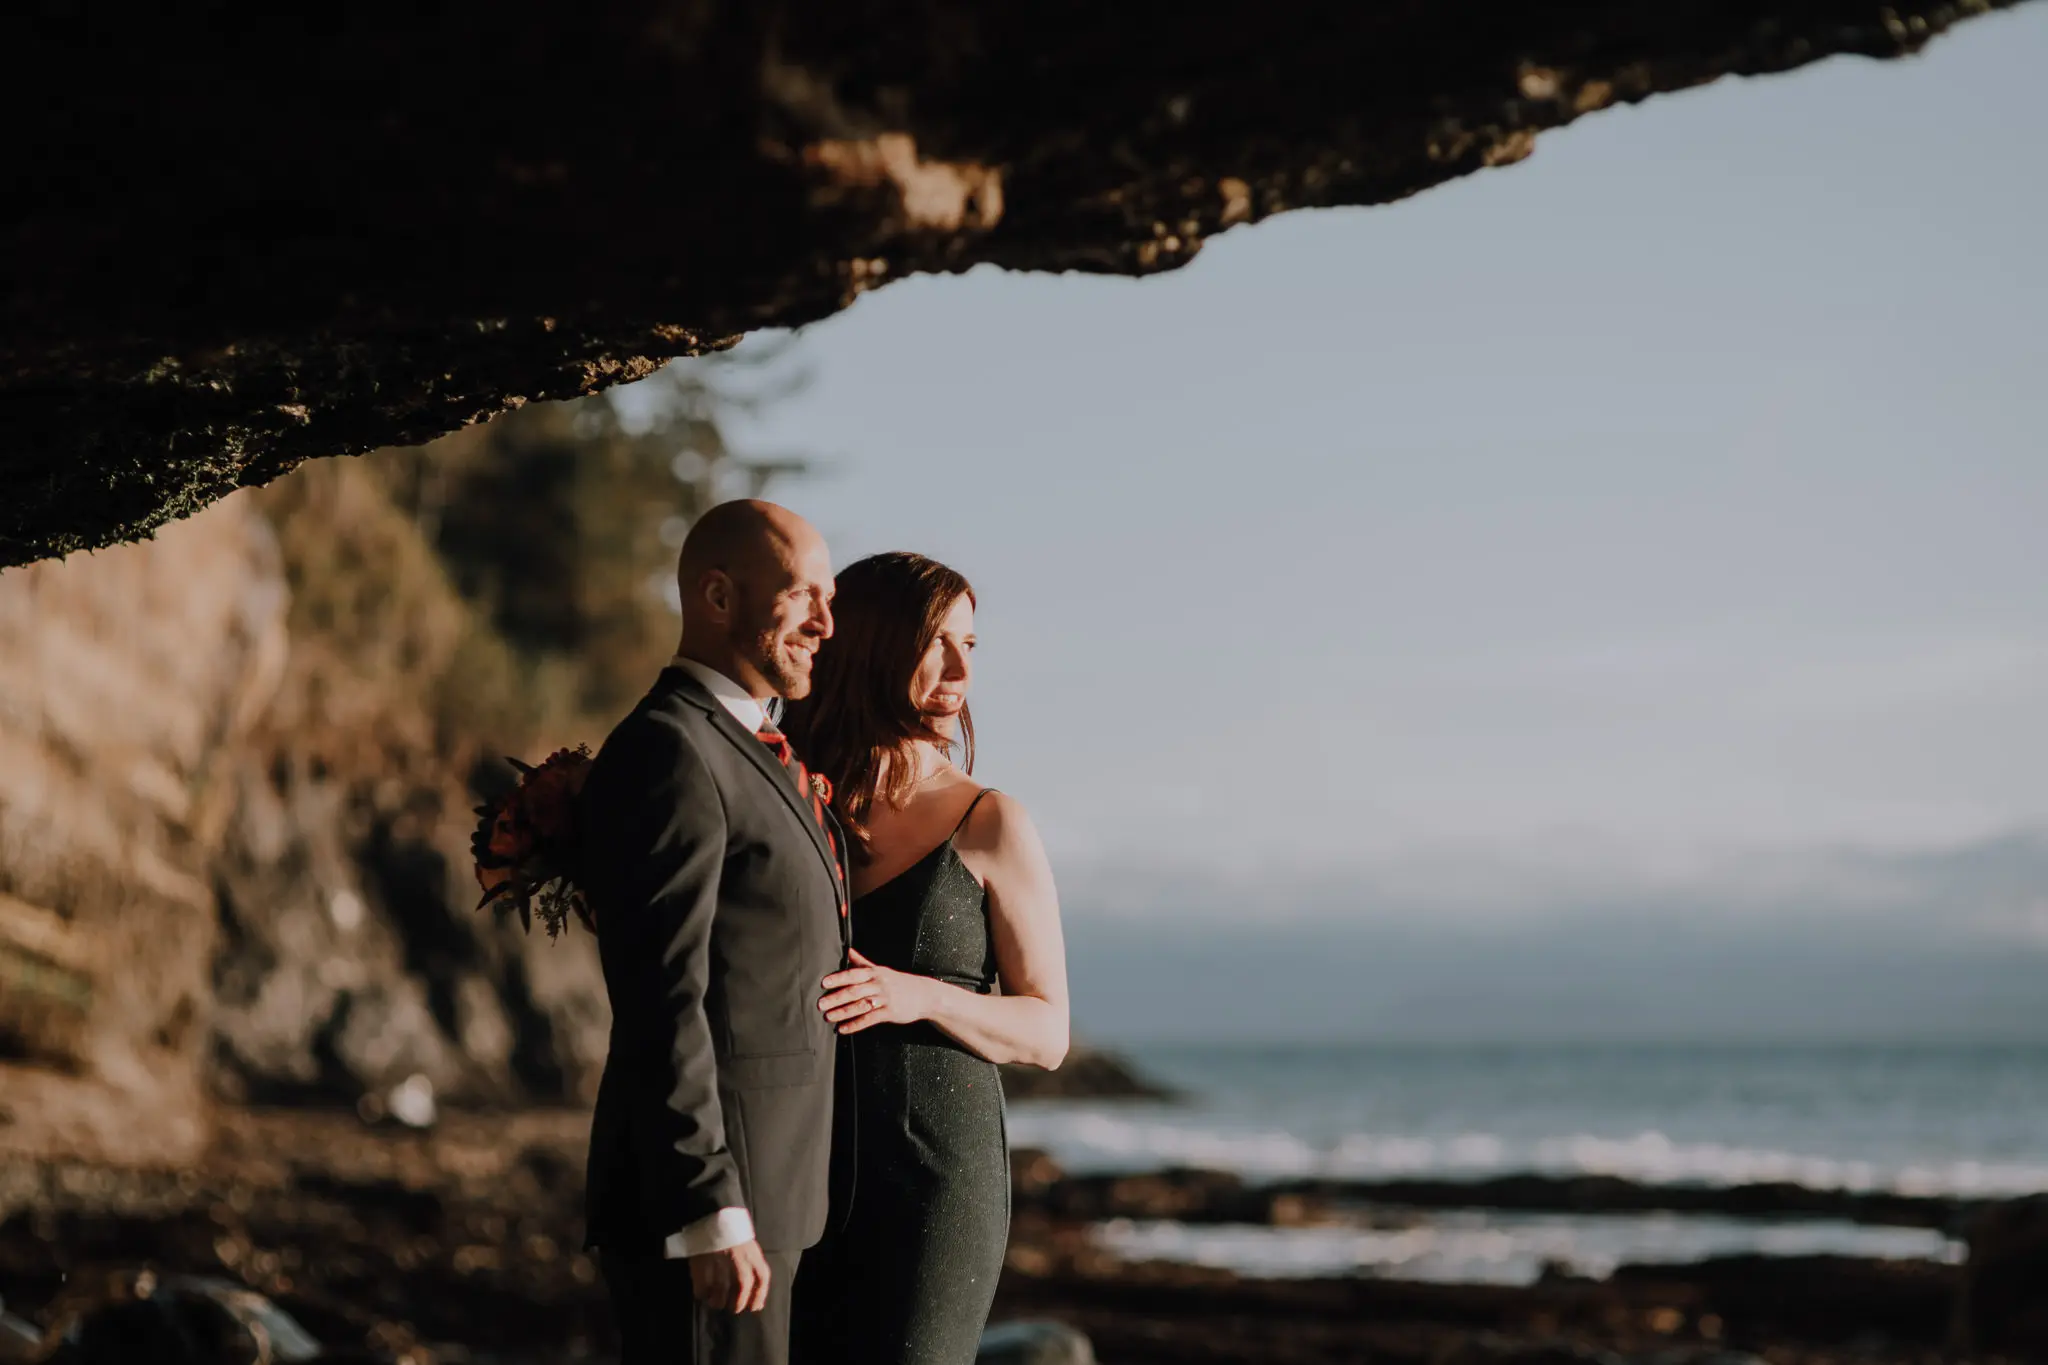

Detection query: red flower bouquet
xmin=470 ymin=745 xmax=594 ymax=937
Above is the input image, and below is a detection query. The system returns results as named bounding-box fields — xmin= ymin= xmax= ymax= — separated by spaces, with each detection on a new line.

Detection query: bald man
xmin=578 ymin=501 xmax=851 ymax=1365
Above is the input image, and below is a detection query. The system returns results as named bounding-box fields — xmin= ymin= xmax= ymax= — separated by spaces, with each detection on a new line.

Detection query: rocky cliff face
xmin=209 ymin=463 xmax=611 ymax=1115
xmin=0 ymin=499 xmax=287 ymax=1160
xmin=0 ymin=479 xmax=610 ymax=1164
xmin=1 ymin=0 xmax=2024 ymax=567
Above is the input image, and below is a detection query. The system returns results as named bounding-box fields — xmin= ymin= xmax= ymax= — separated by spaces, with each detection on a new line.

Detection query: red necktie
xmin=757 ymin=725 xmax=846 ymax=905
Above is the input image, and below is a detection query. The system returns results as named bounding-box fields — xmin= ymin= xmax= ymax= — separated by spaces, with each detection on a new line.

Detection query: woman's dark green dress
xmin=791 ymin=794 xmax=1009 ymax=1365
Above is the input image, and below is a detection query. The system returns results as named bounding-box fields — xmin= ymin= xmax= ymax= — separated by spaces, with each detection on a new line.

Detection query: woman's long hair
xmin=782 ymin=552 xmax=975 ymax=861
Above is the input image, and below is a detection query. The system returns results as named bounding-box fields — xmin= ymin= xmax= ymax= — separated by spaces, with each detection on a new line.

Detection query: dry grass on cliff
xmin=254 ymin=459 xmax=542 ymax=781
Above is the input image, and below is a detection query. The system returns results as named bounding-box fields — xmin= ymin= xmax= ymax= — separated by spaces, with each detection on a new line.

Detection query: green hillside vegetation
xmin=260 ymin=352 xmax=811 ymax=778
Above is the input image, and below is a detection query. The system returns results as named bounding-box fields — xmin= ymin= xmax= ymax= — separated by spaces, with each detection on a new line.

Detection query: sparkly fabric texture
xmin=791 ymin=837 xmax=1008 ymax=1365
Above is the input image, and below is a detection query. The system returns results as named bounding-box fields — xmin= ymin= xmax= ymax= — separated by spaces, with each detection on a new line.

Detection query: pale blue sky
xmin=701 ymin=8 xmax=2047 ymax=910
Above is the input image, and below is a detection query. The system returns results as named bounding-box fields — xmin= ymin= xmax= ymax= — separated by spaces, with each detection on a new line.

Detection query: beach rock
xmin=1275 ymin=1172 xmax=1964 ymax=1231
xmin=1264 ymin=1191 xmax=1340 ymax=1228
xmin=1955 ymin=1193 xmax=2048 ymax=1354
xmin=1432 ymin=1334 xmax=1627 ymax=1365
xmin=1498 ymin=1351 xmax=1626 ymax=1365
xmin=1001 ymin=1045 xmax=1174 ymax=1102
xmin=1612 ymin=1255 xmax=1954 ymax=1346
xmin=37 ymin=1271 xmax=324 ymax=1365
xmin=976 ymin=1320 xmax=1095 ymax=1365
xmin=1011 ymin=1149 xmax=1067 ymax=1201
xmin=1016 ymin=1164 xmax=1343 ymax=1228
xmin=382 ymin=1074 xmax=438 ymax=1131
xmin=0 ymin=1296 xmax=39 ymax=1361
xmin=1012 ymin=1161 xmax=1977 ymax=1237
xmin=1041 ymin=1168 xmax=1250 ymax=1223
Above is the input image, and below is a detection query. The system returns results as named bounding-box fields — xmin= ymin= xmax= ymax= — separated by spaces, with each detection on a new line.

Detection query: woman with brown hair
xmin=782 ymin=551 xmax=1068 ymax=1365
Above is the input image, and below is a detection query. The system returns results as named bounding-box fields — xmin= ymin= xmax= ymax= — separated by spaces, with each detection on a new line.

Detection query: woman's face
xmin=911 ymin=593 xmax=975 ymax=739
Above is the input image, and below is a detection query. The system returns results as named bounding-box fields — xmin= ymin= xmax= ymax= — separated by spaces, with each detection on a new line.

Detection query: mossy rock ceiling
xmin=0 ymin=1 xmax=2021 ymax=567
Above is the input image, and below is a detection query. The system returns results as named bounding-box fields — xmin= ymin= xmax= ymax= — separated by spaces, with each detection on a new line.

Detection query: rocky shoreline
xmin=3 ymin=1107 xmax=2044 ymax=1364
xmin=999 ymin=1046 xmax=1178 ymax=1103
xmin=1010 ymin=1157 xmax=1981 ymax=1234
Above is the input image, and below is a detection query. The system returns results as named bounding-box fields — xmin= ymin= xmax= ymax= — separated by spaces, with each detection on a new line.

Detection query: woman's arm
xmin=819 ymin=791 xmax=1070 ymax=1069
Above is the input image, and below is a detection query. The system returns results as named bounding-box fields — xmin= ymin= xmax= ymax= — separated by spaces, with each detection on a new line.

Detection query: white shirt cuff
xmin=663 ymin=1207 xmax=755 ymax=1258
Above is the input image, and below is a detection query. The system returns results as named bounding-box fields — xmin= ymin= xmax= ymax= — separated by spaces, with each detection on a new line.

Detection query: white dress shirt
xmin=671 ymin=655 xmax=768 ymax=732
xmin=661 ymin=655 xmax=766 ymax=1258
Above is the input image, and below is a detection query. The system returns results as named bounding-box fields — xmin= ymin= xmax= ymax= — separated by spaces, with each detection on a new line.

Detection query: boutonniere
xmin=810 ymin=773 xmax=833 ymax=803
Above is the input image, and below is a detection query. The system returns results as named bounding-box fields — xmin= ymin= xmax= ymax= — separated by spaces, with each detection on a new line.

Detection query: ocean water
xmin=1012 ymin=1042 xmax=2048 ymax=1194
xmin=1008 ymin=1042 xmax=2044 ymax=1282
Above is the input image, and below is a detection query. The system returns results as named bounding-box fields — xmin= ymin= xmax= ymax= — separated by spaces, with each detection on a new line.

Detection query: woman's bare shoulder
xmin=954 ymin=787 xmax=1046 ymax=863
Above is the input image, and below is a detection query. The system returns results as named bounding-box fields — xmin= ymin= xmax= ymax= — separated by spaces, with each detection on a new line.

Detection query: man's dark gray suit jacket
xmin=578 ymin=665 xmax=851 ymax=1255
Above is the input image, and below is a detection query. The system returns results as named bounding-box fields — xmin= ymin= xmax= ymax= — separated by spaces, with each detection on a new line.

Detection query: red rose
xmin=518 ymin=751 xmax=590 ymax=842
xmin=488 ymin=807 xmax=534 ymax=861
xmin=471 ymin=744 xmax=594 ymax=936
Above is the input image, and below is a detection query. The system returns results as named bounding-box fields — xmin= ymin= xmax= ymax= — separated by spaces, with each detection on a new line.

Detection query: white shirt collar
xmin=670 ymin=655 xmax=769 ymax=732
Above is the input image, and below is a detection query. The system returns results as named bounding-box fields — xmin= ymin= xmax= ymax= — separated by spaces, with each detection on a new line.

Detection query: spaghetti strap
xmin=951 ymin=787 xmax=997 ymax=837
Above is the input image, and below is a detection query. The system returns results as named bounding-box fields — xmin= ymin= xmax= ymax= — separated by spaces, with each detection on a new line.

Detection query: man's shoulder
xmin=585 ymin=680 xmax=720 ymax=777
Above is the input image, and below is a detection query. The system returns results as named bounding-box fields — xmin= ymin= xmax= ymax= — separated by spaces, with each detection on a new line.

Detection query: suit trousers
xmin=602 ymin=1248 xmax=803 ymax=1365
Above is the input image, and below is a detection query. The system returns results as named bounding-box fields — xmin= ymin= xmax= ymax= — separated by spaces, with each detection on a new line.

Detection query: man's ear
xmin=702 ymin=569 xmax=735 ymax=621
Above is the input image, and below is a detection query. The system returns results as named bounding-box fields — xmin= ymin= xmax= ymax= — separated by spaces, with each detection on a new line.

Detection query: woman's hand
xmin=819 ymin=949 xmax=936 ymax=1034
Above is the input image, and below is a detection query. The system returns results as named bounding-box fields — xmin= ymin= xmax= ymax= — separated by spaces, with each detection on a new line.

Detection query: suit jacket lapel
xmin=664 ymin=668 xmax=846 ymax=911
xmin=824 ymin=808 xmax=854 ymax=949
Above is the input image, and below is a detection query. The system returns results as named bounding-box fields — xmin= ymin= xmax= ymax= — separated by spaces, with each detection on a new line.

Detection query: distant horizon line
xmin=1082 ymin=1034 xmax=2048 ymax=1051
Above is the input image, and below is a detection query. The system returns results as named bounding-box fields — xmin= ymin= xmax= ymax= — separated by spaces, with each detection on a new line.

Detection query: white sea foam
xmin=1006 ymin=1109 xmax=2048 ymax=1198
xmin=1090 ymin=1212 xmax=1965 ymax=1285
xmin=1008 ymin=1111 xmax=1327 ymax=1177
